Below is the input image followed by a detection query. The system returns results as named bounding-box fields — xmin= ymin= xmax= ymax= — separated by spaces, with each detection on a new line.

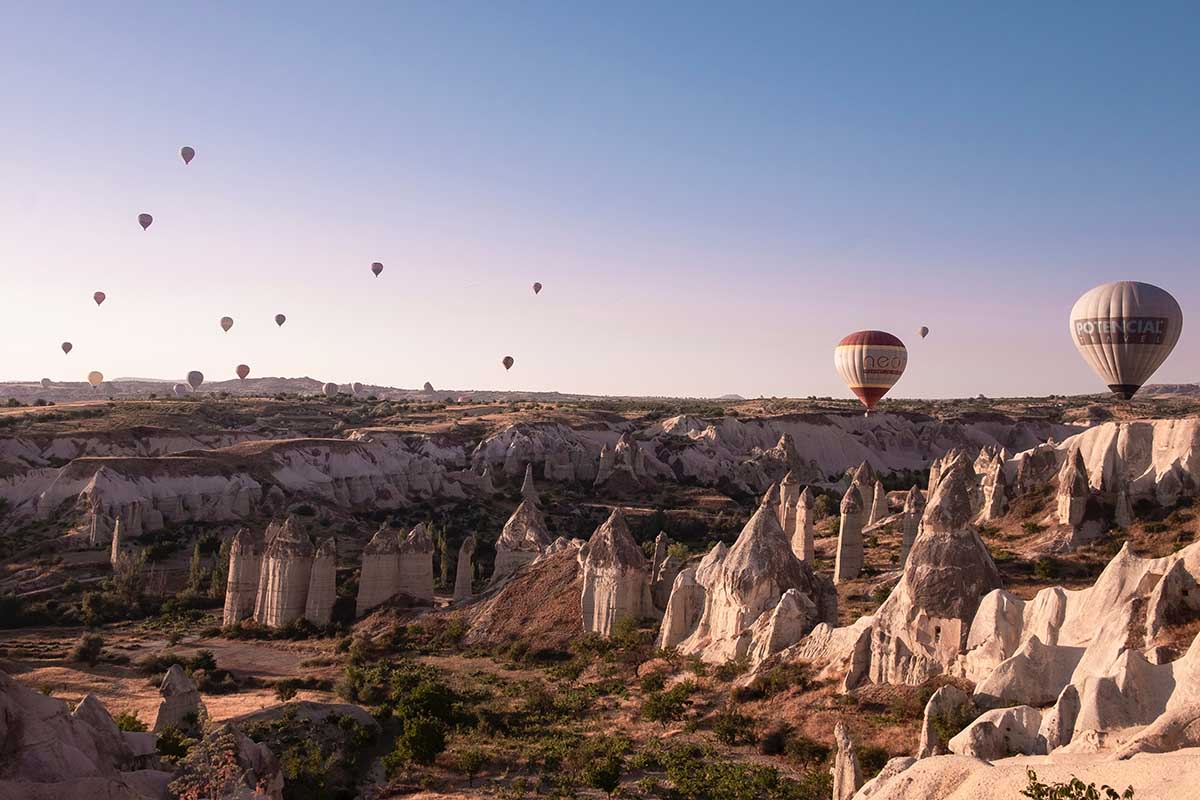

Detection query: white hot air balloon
xmin=834 ymin=330 xmax=907 ymax=415
xmin=1070 ymin=281 xmax=1183 ymax=399
xmin=187 ymin=370 xmax=204 ymax=390
xmin=323 ymin=382 xmax=338 ymax=398
xmin=87 ymin=371 xmax=104 ymax=388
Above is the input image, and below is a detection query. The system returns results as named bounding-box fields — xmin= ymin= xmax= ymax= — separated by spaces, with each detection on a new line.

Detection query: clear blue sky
xmin=2 ymin=1 xmax=1197 ymax=397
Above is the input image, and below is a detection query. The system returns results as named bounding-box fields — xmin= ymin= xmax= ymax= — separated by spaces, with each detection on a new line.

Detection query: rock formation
xmin=303 ymin=536 xmax=336 ymax=625
xmin=745 ymin=588 xmax=818 ymax=666
xmin=657 ymin=565 xmax=707 ymax=649
xmin=479 ymin=463 xmax=496 ymax=495
xmin=948 ymin=704 xmax=1042 ymax=760
xmin=222 ymin=527 xmax=264 ymax=626
xmin=779 ymin=470 xmax=801 ymax=528
xmin=491 ymin=499 xmax=553 ymax=585
xmin=356 ymin=523 xmax=401 ymax=616
xmin=792 ymin=486 xmax=817 ymax=562
xmin=398 ymin=523 xmax=434 ymax=603
xmin=253 ymin=516 xmax=314 ymax=628
xmin=454 ymin=535 xmax=476 ymax=602
xmin=899 ymin=486 xmax=924 ymax=567
xmin=152 ymin=664 xmax=205 ymax=733
xmin=917 ymin=684 xmax=973 ymax=758
xmin=835 ymin=484 xmax=866 ymax=583
xmin=832 ymin=721 xmax=862 ymax=800
xmin=580 ymin=509 xmax=654 ymax=636
xmin=868 ymin=480 xmax=889 ymax=526
xmin=976 ymin=453 xmax=1009 ymax=522
xmin=594 ymin=432 xmax=654 ymax=492
xmin=520 ymin=462 xmax=539 ymax=505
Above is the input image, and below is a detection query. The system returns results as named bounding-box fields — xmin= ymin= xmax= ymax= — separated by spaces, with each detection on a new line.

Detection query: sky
xmin=2 ymin=1 xmax=1198 ymax=399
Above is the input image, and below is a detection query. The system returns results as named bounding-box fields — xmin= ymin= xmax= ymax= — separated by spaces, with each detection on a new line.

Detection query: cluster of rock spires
xmin=221 ymin=516 xmax=337 ymax=628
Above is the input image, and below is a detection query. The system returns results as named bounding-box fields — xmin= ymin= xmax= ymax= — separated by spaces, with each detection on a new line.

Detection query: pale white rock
xmin=580 ymin=509 xmax=654 ymax=636
xmin=832 ymin=721 xmax=863 ymax=800
xmin=657 ymin=566 xmax=706 ymax=649
xmin=745 ymin=588 xmax=818 ymax=668
xmin=976 ymin=456 xmax=1009 ymax=522
xmin=1146 ymin=558 xmax=1200 ymax=645
xmin=957 ymin=589 xmax=1026 ymax=684
xmin=835 ymin=482 xmax=867 ymax=584
xmin=779 ymin=470 xmax=801 ymax=529
xmin=520 ymin=462 xmax=539 ymax=505
xmin=108 ymin=517 xmax=126 ymax=566
xmin=899 ymin=486 xmax=925 ymax=567
xmin=1038 ymin=684 xmax=1081 ymax=754
xmin=650 ymin=532 xmax=668 ymax=577
xmin=594 ymin=431 xmax=655 ymax=491
xmin=854 ymin=756 xmax=916 ymax=799
xmin=948 ymin=705 xmax=1043 ymax=760
xmin=974 ymin=635 xmax=1084 ymax=708
xmin=304 ymin=536 xmax=336 ymax=625
xmin=355 ymin=524 xmax=401 ymax=616
xmin=491 ymin=499 xmax=553 ymax=585
xmin=454 ymin=535 xmax=476 ymax=602
xmin=1056 ymin=449 xmax=1091 ymax=527
xmin=479 ymin=463 xmax=497 ymax=495
xmin=917 ymin=684 xmax=973 ymax=759
xmin=1112 ymin=702 xmax=1200 ymax=759
xmin=398 ymin=523 xmax=434 ymax=603
xmin=253 ymin=516 xmax=313 ymax=628
xmin=222 ymin=527 xmax=264 ymax=626
xmin=869 ymin=480 xmax=889 ymax=526
xmin=152 ymin=664 xmax=206 ymax=733
xmin=792 ymin=485 xmax=816 ymax=562
xmin=653 ymin=553 xmax=683 ymax=612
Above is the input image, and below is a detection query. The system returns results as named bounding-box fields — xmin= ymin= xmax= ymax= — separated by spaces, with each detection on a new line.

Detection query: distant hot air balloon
xmin=180 ymin=146 xmax=195 ymax=165
xmin=371 ymin=262 xmax=383 ymax=277
xmin=87 ymin=371 xmax=104 ymax=388
xmin=138 ymin=213 xmax=153 ymax=231
xmin=834 ymin=330 xmax=907 ymax=415
xmin=236 ymin=364 xmax=250 ymax=380
xmin=41 ymin=378 xmax=51 ymax=389
xmin=275 ymin=314 xmax=286 ymax=327
xmin=187 ymin=370 xmax=204 ymax=390
xmin=220 ymin=316 xmax=234 ymax=332
xmin=61 ymin=342 xmax=73 ymax=355
xmin=173 ymin=383 xmax=190 ymax=397
xmin=502 ymin=356 xmax=514 ymax=371
xmin=323 ymin=382 xmax=338 ymax=398
xmin=532 ymin=282 xmax=542 ymax=295
xmin=423 ymin=382 xmax=434 ymax=393
xmin=93 ymin=292 xmax=106 ymax=306
xmin=1070 ymin=281 xmax=1183 ymax=400
xmin=352 ymin=382 xmax=364 ymax=395
xmin=918 ymin=326 xmax=929 ymax=339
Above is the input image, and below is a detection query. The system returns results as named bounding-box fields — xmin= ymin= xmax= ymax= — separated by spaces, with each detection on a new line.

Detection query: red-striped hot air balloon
xmin=236 ymin=364 xmax=250 ymax=380
xmin=138 ymin=213 xmax=153 ymax=230
xmin=834 ymin=330 xmax=907 ymax=415
xmin=93 ymin=292 xmax=106 ymax=306
xmin=371 ymin=262 xmax=383 ymax=277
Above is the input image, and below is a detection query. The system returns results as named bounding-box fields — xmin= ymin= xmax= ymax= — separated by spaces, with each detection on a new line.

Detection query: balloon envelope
xmin=180 ymin=146 xmax=195 ymax=164
xmin=918 ymin=326 xmax=929 ymax=339
xmin=1070 ymin=281 xmax=1183 ymax=400
xmin=93 ymin=292 xmax=106 ymax=306
xmin=138 ymin=213 xmax=153 ymax=230
xmin=87 ymin=371 xmax=103 ymax=387
xmin=187 ymin=370 xmax=204 ymax=389
xmin=236 ymin=364 xmax=250 ymax=380
xmin=61 ymin=342 xmax=72 ymax=354
xmin=834 ymin=330 xmax=907 ymax=412
xmin=275 ymin=314 xmax=286 ymax=327
xmin=502 ymin=356 xmax=514 ymax=371
xmin=352 ymin=382 xmax=363 ymax=394
xmin=532 ymin=282 xmax=542 ymax=295
xmin=371 ymin=262 xmax=383 ymax=277
xmin=423 ymin=382 xmax=434 ymax=392
xmin=173 ymin=383 xmax=190 ymax=397
xmin=322 ymin=382 xmax=338 ymax=398
xmin=220 ymin=316 xmax=234 ymax=332
xmin=41 ymin=378 xmax=51 ymax=389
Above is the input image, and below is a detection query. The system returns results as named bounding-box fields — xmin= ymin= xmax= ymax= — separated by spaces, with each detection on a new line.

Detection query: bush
xmin=385 ymin=715 xmax=447 ymax=771
xmin=760 ymin=724 xmax=790 ymax=756
xmin=733 ymin=662 xmax=815 ymax=702
xmin=857 ymin=745 xmax=890 ymax=780
xmin=640 ymin=671 xmax=667 ymax=694
xmin=114 ymin=711 xmax=147 ymax=732
xmin=784 ymin=734 xmax=831 ymax=767
xmin=712 ymin=709 xmax=757 ymax=746
xmin=156 ymin=725 xmax=196 ymax=764
xmin=928 ymin=700 xmax=976 ymax=745
xmin=455 ymin=746 xmax=488 ymax=783
xmin=1020 ymin=768 xmax=1134 ymax=799
xmin=71 ymin=632 xmax=104 ymax=665
xmin=642 ymin=681 xmax=696 ymax=723
xmin=713 ymin=656 xmax=749 ymax=681
xmin=1033 ymin=557 xmax=1063 ymax=580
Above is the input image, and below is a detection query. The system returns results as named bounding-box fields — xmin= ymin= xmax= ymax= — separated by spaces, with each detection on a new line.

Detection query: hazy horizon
xmin=4 ymin=3 xmax=1198 ymax=399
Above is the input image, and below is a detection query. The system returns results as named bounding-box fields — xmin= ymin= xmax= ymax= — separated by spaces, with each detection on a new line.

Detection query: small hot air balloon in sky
xmin=352 ymin=382 xmax=364 ymax=395
xmin=173 ymin=383 xmax=190 ymax=397
xmin=138 ymin=213 xmax=153 ymax=231
xmin=423 ymin=382 xmax=435 ymax=393
xmin=323 ymin=382 xmax=338 ymax=398
xmin=87 ymin=371 xmax=104 ymax=388
xmin=220 ymin=316 xmax=234 ymax=333
xmin=275 ymin=314 xmax=286 ymax=327
xmin=1070 ymin=281 xmax=1182 ymax=400
xmin=180 ymin=146 xmax=195 ymax=165
xmin=93 ymin=292 xmax=106 ymax=306
xmin=371 ymin=262 xmax=383 ymax=277
xmin=41 ymin=378 xmax=51 ymax=389
xmin=532 ymin=282 xmax=542 ymax=295
xmin=236 ymin=364 xmax=250 ymax=380
xmin=834 ymin=330 xmax=907 ymax=415
xmin=61 ymin=342 xmax=73 ymax=355
xmin=187 ymin=370 xmax=204 ymax=390
xmin=918 ymin=326 xmax=930 ymax=339
xmin=502 ymin=356 xmax=514 ymax=371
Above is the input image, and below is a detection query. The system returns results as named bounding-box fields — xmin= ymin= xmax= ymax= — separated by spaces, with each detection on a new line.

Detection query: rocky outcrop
xmin=356 ymin=524 xmax=402 ymax=616
xmin=520 ymin=462 xmax=539 ymax=505
xmin=454 ymin=535 xmax=476 ymax=602
xmin=304 ymin=536 xmax=336 ymax=625
xmin=899 ymin=486 xmax=924 ymax=567
xmin=595 ymin=432 xmax=655 ymax=492
xmin=398 ymin=523 xmax=434 ymax=603
xmin=948 ymin=705 xmax=1042 ymax=760
xmin=835 ymin=484 xmax=866 ymax=583
xmin=253 ymin=517 xmax=315 ymax=628
xmin=917 ymin=684 xmax=973 ymax=758
xmin=745 ymin=588 xmax=819 ymax=666
xmin=222 ymin=527 xmax=264 ymax=626
xmin=791 ymin=486 xmax=816 ymax=562
xmin=868 ymin=480 xmax=889 ymax=526
xmin=152 ymin=664 xmax=205 ymax=733
xmin=491 ymin=499 xmax=553 ymax=585
xmin=657 ymin=566 xmax=706 ymax=649
xmin=976 ymin=453 xmax=1009 ymax=523
xmin=580 ymin=509 xmax=654 ymax=636
xmin=832 ymin=721 xmax=862 ymax=800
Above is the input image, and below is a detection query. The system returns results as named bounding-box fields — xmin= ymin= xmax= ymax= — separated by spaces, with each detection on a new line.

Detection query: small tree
xmin=70 ymin=632 xmax=104 ymax=665
xmin=187 ymin=542 xmax=207 ymax=593
xmin=209 ymin=538 xmax=231 ymax=600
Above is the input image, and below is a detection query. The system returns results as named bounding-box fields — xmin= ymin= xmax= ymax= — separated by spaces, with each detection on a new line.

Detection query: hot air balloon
xmin=423 ymin=382 xmax=435 ymax=393
xmin=173 ymin=383 xmax=190 ymax=397
xmin=220 ymin=316 xmax=234 ymax=333
xmin=502 ymin=356 xmax=514 ymax=371
xmin=187 ymin=370 xmax=204 ymax=390
xmin=61 ymin=342 xmax=73 ymax=355
xmin=275 ymin=314 xmax=286 ymax=327
xmin=918 ymin=326 xmax=929 ymax=339
xmin=352 ymin=382 xmax=364 ymax=395
xmin=371 ymin=262 xmax=383 ymax=277
xmin=236 ymin=364 xmax=250 ymax=380
xmin=323 ymin=382 xmax=338 ymax=398
xmin=1070 ymin=281 xmax=1183 ymax=400
xmin=834 ymin=330 xmax=907 ymax=415
xmin=87 ymin=371 xmax=104 ymax=388
xmin=138 ymin=213 xmax=153 ymax=231
xmin=532 ymin=282 xmax=542 ymax=295
xmin=41 ymin=378 xmax=51 ymax=389
xmin=180 ymin=146 xmax=195 ymax=165
xmin=93 ymin=292 xmax=106 ymax=306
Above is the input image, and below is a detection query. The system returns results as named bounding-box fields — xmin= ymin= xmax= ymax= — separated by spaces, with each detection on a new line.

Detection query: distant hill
xmin=716 ymin=394 xmax=745 ymax=400
xmin=1141 ymin=383 xmax=1200 ymax=396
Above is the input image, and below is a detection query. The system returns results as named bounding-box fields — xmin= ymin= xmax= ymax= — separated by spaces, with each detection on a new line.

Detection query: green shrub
xmin=732 ymin=662 xmax=815 ymax=702
xmin=713 ymin=656 xmax=750 ymax=681
xmin=784 ymin=734 xmax=831 ymax=767
xmin=712 ymin=710 xmax=757 ymax=746
xmin=642 ymin=681 xmax=696 ymax=723
xmin=857 ymin=745 xmax=890 ymax=779
xmin=114 ymin=711 xmax=147 ymax=732
xmin=640 ymin=671 xmax=667 ymax=694
xmin=928 ymin=700 xmax=977 ymax=745
xmin=70 ymin=632 xmax=104 ymax=665
xmin=385 ymin=715 xmax=447 ymax=771
xmin=1020 ymin=768 xmax=1134 ymax=799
